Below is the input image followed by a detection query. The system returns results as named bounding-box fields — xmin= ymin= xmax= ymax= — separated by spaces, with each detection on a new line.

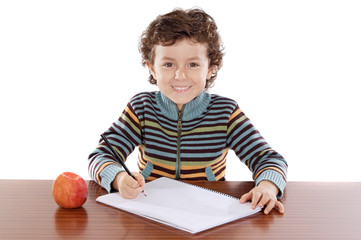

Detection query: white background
xmin=1 ymin=0 xmax=360 ymax=182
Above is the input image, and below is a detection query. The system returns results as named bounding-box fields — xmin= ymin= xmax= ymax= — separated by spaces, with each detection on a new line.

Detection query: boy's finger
xmin=125 ymin=175 xmax=140 ymax=188
xmin=251 ymin=192 xmax=262 ymax=209
xmin=257 ymin=195 xmax=269 ymax=208
xmin=133 ymin=172 xmax=145 ymax=186
xmin=263 ymin=200 xmax=276 ymax=214
xmin=275 ymin=201 xmax=285 ymax=214
xmin=239 ymin=192 xmax=252 ymax=203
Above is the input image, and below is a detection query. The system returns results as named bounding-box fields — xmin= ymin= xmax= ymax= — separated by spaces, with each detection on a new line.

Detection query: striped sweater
xmin=88 ymin=91 xmax=288 ymax=196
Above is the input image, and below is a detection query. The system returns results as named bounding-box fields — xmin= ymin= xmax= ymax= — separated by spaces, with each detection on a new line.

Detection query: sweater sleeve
xmin=88 ymin=101 xmax=143 ymax=193
xmin=226 ymin=105 xmax=288 ymax=198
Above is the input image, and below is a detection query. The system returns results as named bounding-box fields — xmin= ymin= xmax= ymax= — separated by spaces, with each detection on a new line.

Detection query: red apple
xmin=52 ymin=172 xmax=88 ymax=208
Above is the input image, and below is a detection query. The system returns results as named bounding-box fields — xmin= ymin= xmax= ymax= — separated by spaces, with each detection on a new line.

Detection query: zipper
xmin=176 ymin=106 xmax=184 ymax=180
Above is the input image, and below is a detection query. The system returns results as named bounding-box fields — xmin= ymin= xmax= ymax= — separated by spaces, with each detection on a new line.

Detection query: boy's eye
xmin=163 ymin=63 xmax=174 ymax=67
xmin=189 ymin=63 xmax=199 ymax=67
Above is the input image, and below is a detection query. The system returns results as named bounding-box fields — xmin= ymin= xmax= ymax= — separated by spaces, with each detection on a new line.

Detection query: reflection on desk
xmin=0 ymin=180 xmax=360 ymax=239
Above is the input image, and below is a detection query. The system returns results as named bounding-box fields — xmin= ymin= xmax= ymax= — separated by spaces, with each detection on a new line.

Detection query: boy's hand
xmin=112 ymin=172 xmax=145 ymax=199
xmin=239 ymin=180 xmax=284 ymax=215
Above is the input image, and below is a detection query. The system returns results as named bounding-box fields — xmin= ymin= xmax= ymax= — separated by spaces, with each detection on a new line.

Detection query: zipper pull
xmin=177 ymin=120 xmax=182 ymax=129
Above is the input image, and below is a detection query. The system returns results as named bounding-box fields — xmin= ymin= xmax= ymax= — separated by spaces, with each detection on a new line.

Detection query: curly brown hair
xmin=139 ymin=8 xmax=224 ymax=89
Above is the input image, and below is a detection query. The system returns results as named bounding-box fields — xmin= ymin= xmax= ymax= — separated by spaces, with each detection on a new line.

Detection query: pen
xmin=101 ymin=134 xmax=147 ymax=197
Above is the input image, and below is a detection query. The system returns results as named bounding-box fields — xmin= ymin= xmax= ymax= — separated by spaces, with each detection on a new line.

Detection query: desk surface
xmin=0 ymin=180 xmax=360 ymax=240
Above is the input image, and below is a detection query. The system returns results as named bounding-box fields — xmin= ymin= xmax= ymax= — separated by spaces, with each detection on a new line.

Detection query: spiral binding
xmin=170 ymin=178 xmax=239 ymax=201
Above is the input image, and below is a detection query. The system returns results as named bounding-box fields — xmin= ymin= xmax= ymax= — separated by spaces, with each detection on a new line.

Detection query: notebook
xmin=96 ymin=177 xmax=261 ymax=234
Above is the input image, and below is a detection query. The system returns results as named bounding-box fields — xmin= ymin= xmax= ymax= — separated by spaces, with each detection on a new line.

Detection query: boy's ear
xmin=207 ymin=65 xmax=216 ymax=80
xmin=146 ymin=61 xmax=157 ymax=80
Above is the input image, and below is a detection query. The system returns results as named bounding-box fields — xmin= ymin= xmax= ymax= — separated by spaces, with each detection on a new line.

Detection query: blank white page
xmin=96 ymin=177 xmax=261 ymax=234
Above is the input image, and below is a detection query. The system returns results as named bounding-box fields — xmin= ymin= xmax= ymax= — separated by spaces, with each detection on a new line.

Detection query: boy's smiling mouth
xmin=172 ymin=86 xmax=191 ymax=92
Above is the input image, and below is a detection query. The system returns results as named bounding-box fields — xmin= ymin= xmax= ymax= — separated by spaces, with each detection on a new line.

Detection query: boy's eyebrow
xmin=160 ymin=56 xmax=202 ymax=61
xmin=160 ymin=57 xmax=176 ymax=61
xmin=187 ymin=57 xmax=202 ymax=61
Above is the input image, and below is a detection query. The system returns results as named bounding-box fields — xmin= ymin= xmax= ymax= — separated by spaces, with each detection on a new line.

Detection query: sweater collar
xmin=155 ymin=91 xmax=211 ymax=121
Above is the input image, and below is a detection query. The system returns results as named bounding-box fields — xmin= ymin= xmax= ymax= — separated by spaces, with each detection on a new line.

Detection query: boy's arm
xmin=226 ymin=105 xmax=288 ymax=198
xmin=88 ymin=103 xmax=142 ymax=193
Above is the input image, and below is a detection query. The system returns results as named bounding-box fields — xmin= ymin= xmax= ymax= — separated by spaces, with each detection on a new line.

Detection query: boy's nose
xmin=175 ymin=68 xmax=187 ymax=80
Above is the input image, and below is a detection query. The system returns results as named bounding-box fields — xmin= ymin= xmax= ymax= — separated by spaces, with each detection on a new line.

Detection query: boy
xmin=88 ymin=8 xmax=288 ymax=214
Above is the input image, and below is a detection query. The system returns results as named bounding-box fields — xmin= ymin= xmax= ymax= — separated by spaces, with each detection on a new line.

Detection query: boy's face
xmin=147 ymin=38 xmax=215 ymax=111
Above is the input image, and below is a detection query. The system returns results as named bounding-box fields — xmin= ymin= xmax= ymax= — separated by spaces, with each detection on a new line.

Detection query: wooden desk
xmin=0 ymin=180 xmax=360 ymax=239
